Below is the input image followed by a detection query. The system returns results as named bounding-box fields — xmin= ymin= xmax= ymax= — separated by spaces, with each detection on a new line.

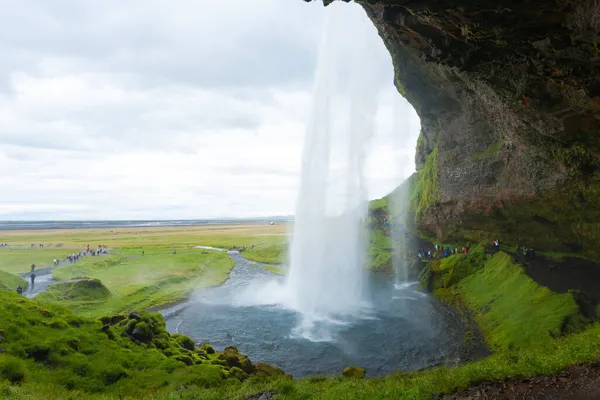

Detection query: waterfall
xmin=284 ymin=3 xmax=383 ymax=336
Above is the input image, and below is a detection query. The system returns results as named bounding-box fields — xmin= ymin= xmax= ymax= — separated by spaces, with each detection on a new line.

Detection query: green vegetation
xmin=4 ymin=286 xmax=600 ymax=400
xmin=422 ymin=248 xmax=585 ymax=351
xmin=0 ymin=270 xmax=27 ymax=292
xmin=47 ymin=250 xmax=234 ymax=317
xmin=410 ymin=144 xmax=440 ymax=217
xmin=469 ymin=139 xmax=502 ymax=160
xmin=0 ymin=224 xmax=288 ymax=250
xmin=36 ymin=279 xmax=111 ymax=310
xmin=243 ymin=242 xmax=287 ymax=264
xmin=460 ymin=252 xmax=580 ymax=350
xmin=367 ymin=230 xmax=392 ymax=271
xmin=0 ymin=248 xmax=75 ymax=275
xmin=0 ymin=291 xmax=283 ymax=399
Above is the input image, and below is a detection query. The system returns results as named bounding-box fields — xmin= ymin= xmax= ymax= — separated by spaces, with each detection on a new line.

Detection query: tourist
xmin=142 ymin=250 xmax=145 ymax=256
xmin=30 ymin=273 xmax=36 ymax=285
xmin=31 ymin=264 xmax=36 ymax=273
xmin=16 ymin=285 xmax=22 ymax=295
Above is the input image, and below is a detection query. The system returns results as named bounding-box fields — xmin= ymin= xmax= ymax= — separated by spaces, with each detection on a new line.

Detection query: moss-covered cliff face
xmin=310 ymin=0 xmax=600 ymax=259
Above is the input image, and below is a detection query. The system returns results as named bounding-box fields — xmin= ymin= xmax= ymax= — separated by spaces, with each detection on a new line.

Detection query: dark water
xmin=0 ymin=218 xmax=292 ymax=231
xmin=164 ymin=252 xmax=469 ymax=378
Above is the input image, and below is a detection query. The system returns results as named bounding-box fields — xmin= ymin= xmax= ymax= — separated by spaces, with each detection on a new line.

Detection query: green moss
xmin=470 ymin=139 xmax=502 ymax=160
xmin=415 ymin=145 xmax=440 ymax=216
xmin=459 ymin=252 xmax=579 ymax=350
xmin=367 ymin=230 xmax=393 ymax=271
xmin=0 ymin=356 xmax=28 ymax=383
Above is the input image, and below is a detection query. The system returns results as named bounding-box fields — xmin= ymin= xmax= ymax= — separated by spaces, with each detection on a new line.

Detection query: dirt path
xmin=443 ymin=363 xmax=600 ymax=400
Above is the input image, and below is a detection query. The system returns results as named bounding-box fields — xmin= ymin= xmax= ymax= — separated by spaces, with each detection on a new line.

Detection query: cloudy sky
xmin=0 ymin=0 xmax=420 ymax=220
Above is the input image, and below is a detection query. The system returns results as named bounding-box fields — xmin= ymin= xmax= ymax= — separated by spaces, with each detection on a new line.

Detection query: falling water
xmin=285 ymin=4 xmax=384 ymax=336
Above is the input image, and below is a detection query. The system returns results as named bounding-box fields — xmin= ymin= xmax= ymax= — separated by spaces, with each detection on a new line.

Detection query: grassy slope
xmin=0 ymin=248 xmax=76 ymax=275
xmin=459 ymin=252 xmax=579 ymax=350
xmin=0 ymin=291 xmax=284 ymax=400
xmin=47 ymin=249 xmax=234 ymax=317
xmin=0 ymin=270 xmax=27 ymax=292
xmin=4 ymin=289 xmax=600 ymax=400
xmin=424 ymin=247 xmax=582 ymax=351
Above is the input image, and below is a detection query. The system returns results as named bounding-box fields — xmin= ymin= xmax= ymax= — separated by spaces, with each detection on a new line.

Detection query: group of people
xmin=417 ymin=244 xmax=469 ymax=260
xmin=516 ymin=244 xmax=536 ymax=258
xmin=435 ymin=244 xmax=469 ymax=258
xmin=0 ymin=243 xmax=8 ymax=247
xmin=31 ymin=243 xmax=45 ymax=247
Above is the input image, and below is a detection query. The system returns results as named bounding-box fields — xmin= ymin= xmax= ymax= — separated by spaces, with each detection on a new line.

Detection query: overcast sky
xmin=0 ymin=0 xmax=420 ymax=220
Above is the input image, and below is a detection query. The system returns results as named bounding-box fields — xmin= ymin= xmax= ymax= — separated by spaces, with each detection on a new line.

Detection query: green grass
xmin=459 ymin=252 xmax=580 ymax=350
xmin=425 ymin=247 xmax=583 ymax=351
xmin=0 ymin=270 xmax=27 ymax=292
xmin=47 ymin=250 xmax=235 ymax=317
xmin=243 ymin=242 xmax=287 ymax=264
xmin=0 ymin=291 xmax=283 ymax=399
xmin=0 ymin=224 xmax=289 ymax=250
xmin=0 ymin=248 xmax=76 ymax=275
xmin=36 ymin=279 xmax=111 ymax=310
xmin=4 ymin=287 xmax=600 ymax=400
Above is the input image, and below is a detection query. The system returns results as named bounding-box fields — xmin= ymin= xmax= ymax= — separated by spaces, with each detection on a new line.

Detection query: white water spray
xmin=285 ymin=4 xmax=383 ymax=328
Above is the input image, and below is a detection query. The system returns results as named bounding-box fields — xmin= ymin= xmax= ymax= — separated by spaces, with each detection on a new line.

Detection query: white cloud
xmin=0 ymin=0 xmax=419 ymax=220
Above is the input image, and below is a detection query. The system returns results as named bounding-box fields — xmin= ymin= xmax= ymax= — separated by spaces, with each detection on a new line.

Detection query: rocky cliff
xmin=309 ymin=0 xmax=600 ymax=259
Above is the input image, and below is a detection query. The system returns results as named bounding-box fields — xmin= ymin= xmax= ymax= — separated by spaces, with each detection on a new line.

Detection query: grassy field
xmin=0 ymin=224 xmax=288 ymax=316
xmin=0 ymin=248 xmax=77 ymax=275
xmin=0 ymin=223 xmax=290 ymax=251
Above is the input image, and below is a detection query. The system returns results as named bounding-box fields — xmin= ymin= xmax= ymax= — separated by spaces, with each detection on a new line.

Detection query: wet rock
xmin=343 ymin=366 xmax=365 ymax=378
xmin=202 ymin=343 xmax=215 ymax=354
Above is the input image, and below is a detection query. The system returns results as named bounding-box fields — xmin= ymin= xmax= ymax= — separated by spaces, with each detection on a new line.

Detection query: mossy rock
xmin=202 ymin=343 xmax=215 ymax=354
xmin=218 ymin=346 xmax=254 ymax=373
xmin=342 ymin=366 xmax=365 ymax=378
xmin=173 ymin=334 xmax=195 ymax=351
xmin=229 ymin=366 xmax=248 ymax=382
